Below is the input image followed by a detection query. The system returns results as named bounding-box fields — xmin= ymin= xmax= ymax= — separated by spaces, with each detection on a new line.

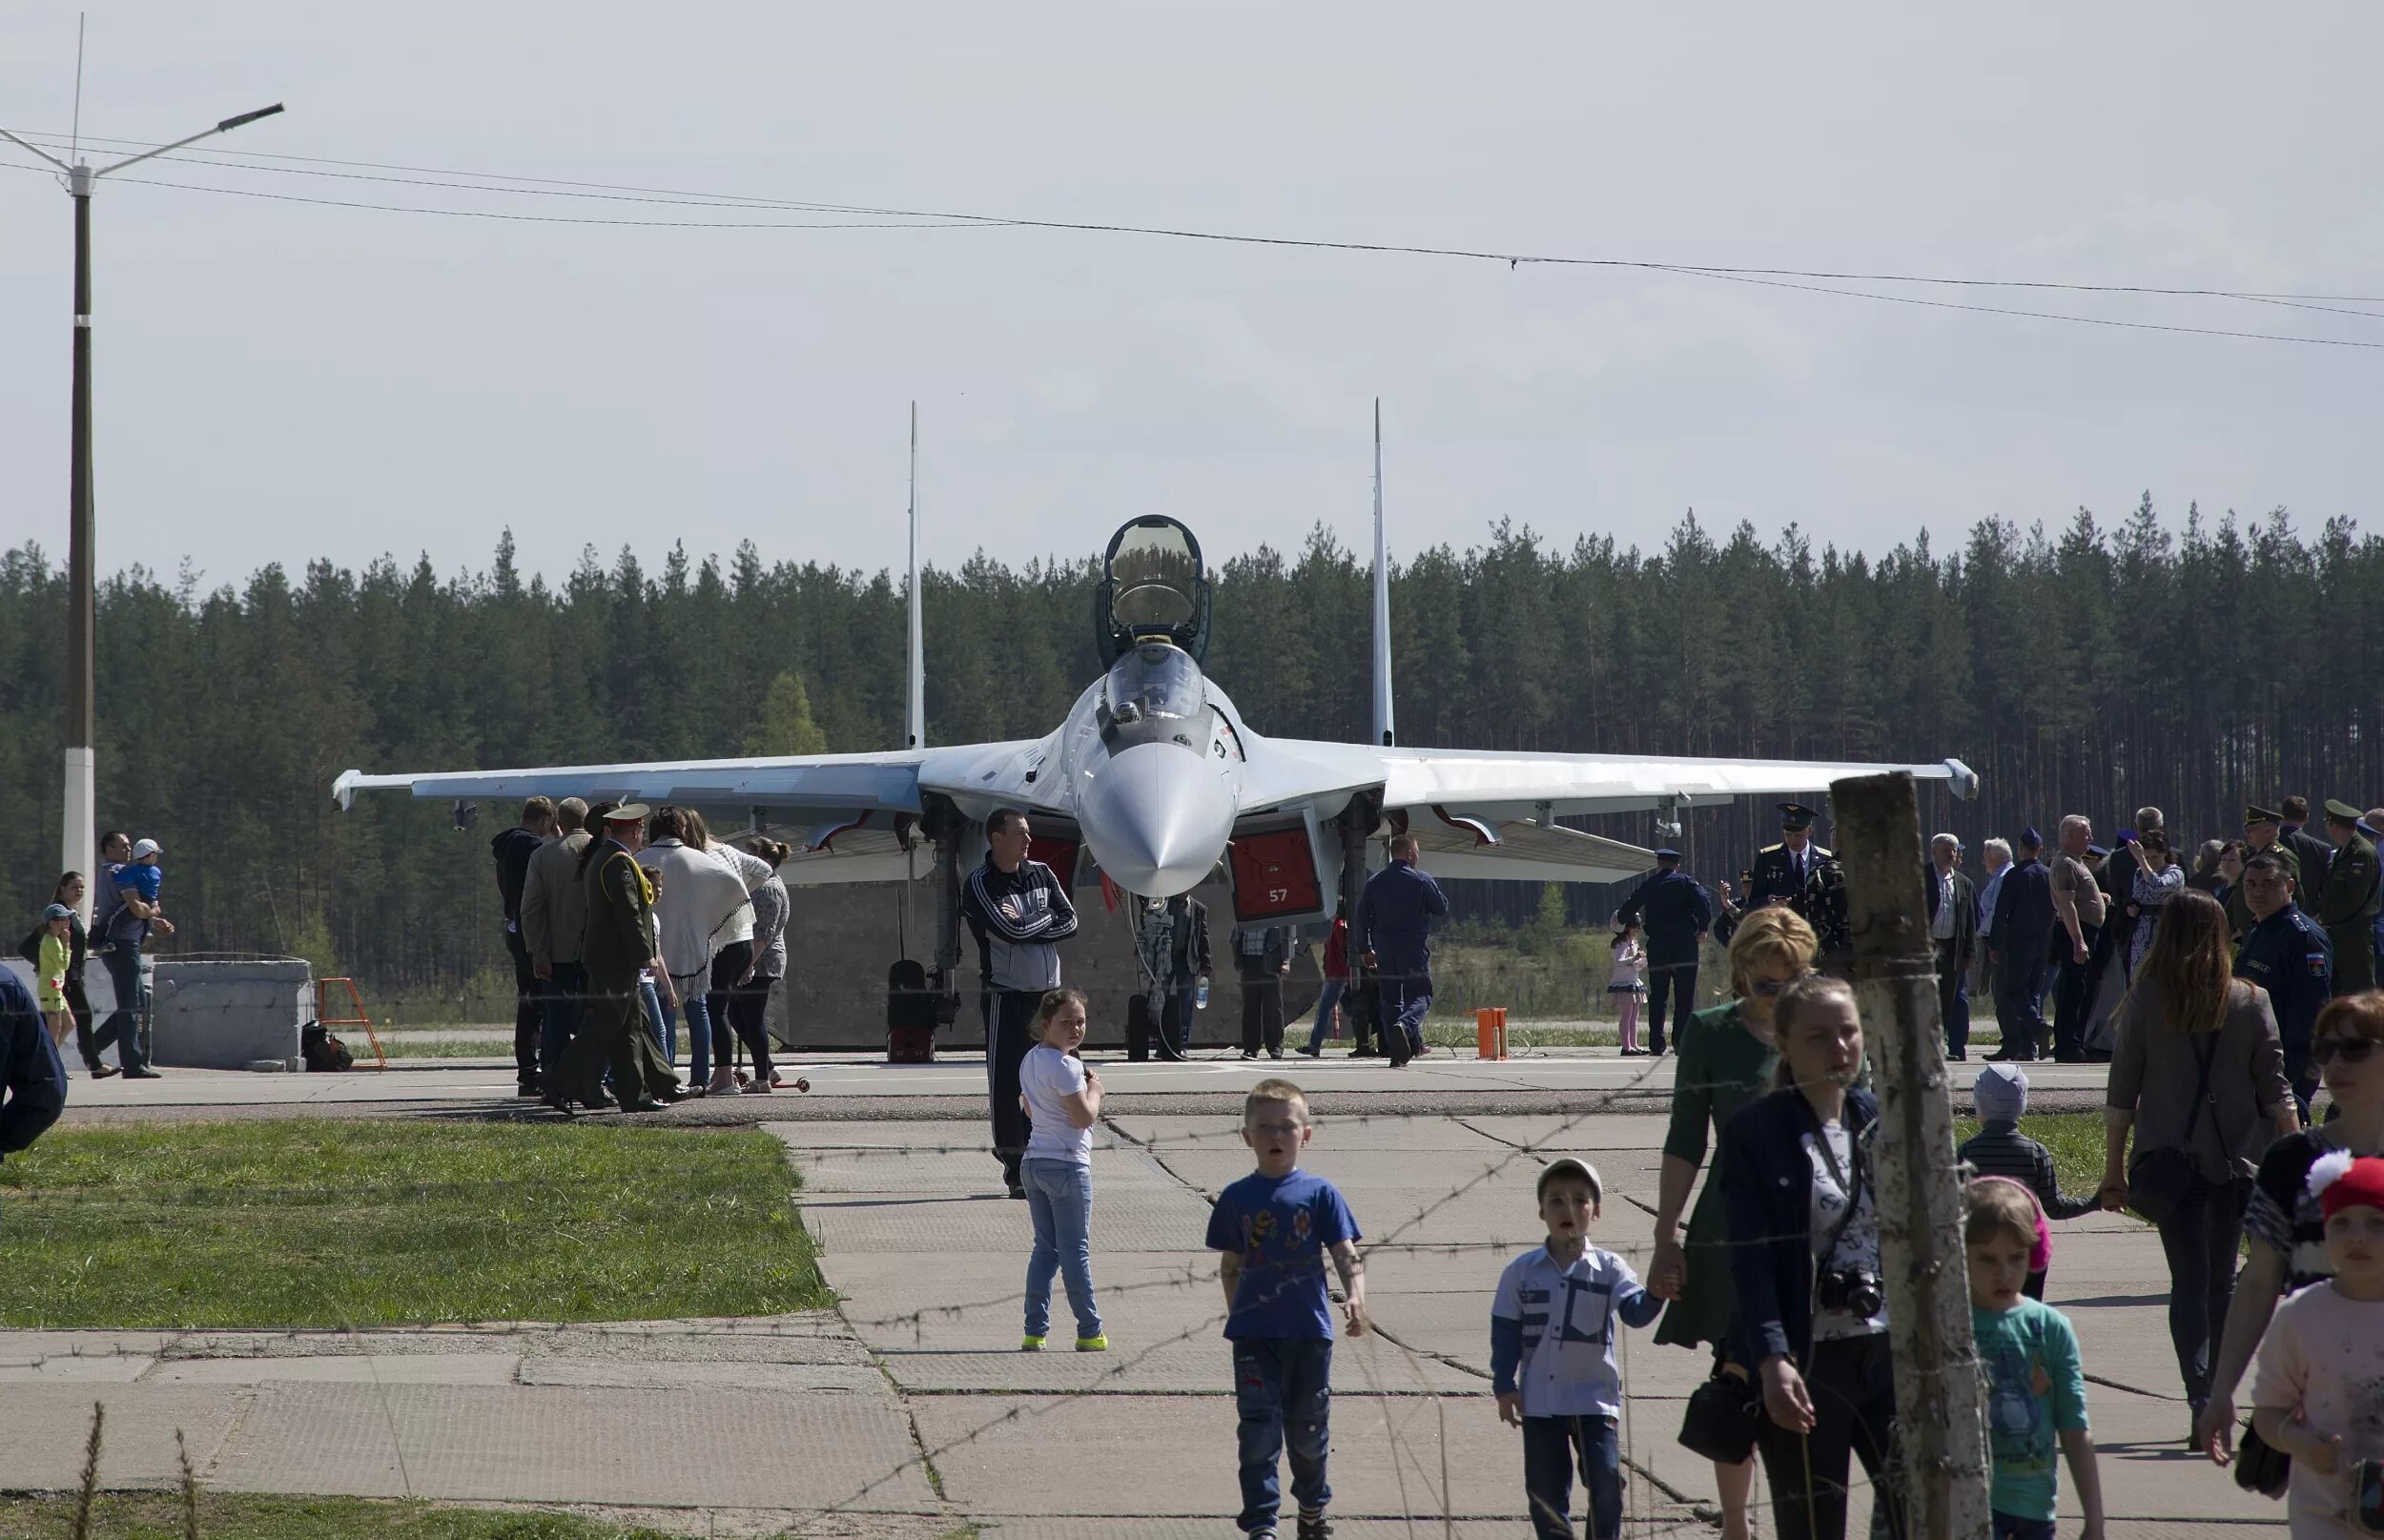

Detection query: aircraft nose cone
xmin=1078 ymin=742 xmax=1235 ymax=896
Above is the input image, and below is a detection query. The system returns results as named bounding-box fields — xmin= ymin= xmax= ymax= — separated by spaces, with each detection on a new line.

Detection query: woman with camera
xmin=1651 ymin=907 xmax=1821 ymax=1540
xmin=2100 ymin=888 xmax=2295 ymax=1435
xmin=1721 ymin=974 xmax=1902 ymax=1540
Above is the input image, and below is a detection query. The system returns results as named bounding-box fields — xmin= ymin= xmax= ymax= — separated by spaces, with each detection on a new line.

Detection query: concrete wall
xmin=4 ymin=956 xmax=311 ymax=1071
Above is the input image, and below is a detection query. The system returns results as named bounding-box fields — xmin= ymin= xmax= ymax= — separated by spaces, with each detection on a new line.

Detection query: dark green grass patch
xmin=0 ymin=1119 xmax=827 ymax=1328
xmin=0 ymin=1491 xmax=681 ymax=1539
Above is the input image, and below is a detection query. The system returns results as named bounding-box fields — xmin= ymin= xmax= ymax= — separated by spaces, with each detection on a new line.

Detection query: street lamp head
xmin=216 ymin=103 xmax=284 ymax=133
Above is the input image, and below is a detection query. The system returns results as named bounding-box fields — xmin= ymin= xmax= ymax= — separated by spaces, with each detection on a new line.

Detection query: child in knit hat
xmin=1960 ymin=1065 xmax=2096 ymax=1298
xmin=2252 ymin=1152 xmax=2384 ymax=1536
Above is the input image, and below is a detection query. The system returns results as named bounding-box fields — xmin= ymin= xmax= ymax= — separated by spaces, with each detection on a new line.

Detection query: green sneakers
xmin=1025 ymin=1332 xmax=1106 ymax=1351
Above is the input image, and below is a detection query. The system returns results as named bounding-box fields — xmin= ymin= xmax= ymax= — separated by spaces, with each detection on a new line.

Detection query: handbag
xmin=2233 ymin=1420 xmax=2291 ymax=1500
xmin=1678 ymin=1371 xmax=1763 ymax=1464
xmin=2127 ymin=1033 xmax=2217 ymax=1225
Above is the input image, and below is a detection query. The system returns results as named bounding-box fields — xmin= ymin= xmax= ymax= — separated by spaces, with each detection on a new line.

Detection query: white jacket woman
xmin=637 ymin=836 xmax=750 ymax=983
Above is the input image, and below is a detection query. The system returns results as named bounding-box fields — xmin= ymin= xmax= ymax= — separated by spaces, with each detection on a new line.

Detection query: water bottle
xmin=1195 ymin=975 xmax=1210 ymax=1010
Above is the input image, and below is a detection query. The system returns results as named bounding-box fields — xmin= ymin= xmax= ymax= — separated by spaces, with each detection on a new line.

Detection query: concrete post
xmin=1830 ymin=770 xmax=1993 ymax=1540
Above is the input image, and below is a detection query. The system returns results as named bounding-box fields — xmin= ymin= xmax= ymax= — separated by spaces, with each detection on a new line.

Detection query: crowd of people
xmin=13 ymin=785 xmax=2383 ymax=1536
xmin=488 ymin=796 xmax=797 ymax=1116
xmin=1622 ymin=787 xmax=2384 ymax=1540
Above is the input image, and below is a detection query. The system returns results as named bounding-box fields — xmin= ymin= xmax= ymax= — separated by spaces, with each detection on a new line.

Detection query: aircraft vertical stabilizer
xmin=906 ymin=402 xmax=926 ymax=750
xmin=1370 ymin=399 xmax=1395 ymax=748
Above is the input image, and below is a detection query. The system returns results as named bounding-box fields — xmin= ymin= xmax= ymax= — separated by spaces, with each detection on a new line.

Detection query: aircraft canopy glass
xmin=1106 ymin=643 xmax=1203 ymax=725
xmin=1109 ymin=524 xmax=1202 ymax=632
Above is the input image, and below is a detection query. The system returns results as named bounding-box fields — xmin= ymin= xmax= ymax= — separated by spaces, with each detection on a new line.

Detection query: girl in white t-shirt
xmin=1017 ymin=989 xmax=1107 ymax=1351
xmin=1610 ymin=921 xmax=1649 ymax=1056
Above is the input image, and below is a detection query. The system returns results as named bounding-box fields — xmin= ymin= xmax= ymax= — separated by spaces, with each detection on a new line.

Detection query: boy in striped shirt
xmin=1490 ymin=1158 xmax=1661 ymax=1540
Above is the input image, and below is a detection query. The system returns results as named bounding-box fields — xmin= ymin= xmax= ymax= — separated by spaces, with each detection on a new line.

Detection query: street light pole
xmin=2 ymin=102 xmax=283 ymax=920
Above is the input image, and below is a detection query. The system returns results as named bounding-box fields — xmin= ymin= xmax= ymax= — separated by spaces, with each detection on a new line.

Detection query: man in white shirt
xmin=1927 ymin=834 xmax=1979 ymax=1060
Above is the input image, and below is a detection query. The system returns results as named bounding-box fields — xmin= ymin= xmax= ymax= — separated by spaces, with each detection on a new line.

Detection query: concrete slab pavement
xmin=51 ymin=1041 xmax=2122 ymax=1121
xmin=1 ymin=1070 xmax=2279 ymax=1533
xmin=765 ymin=1108 xmax=2283 ymax=1537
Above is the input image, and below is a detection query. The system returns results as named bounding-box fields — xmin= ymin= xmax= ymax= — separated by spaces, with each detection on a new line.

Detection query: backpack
xmin=887 ymin=959 xmax=936 ymax=1063
xmin=300 ymin=1021 xmax=355 ymax=1073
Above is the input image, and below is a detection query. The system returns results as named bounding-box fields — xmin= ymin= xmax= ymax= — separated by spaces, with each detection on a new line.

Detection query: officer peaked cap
xmin=2325 ymin=799 xmax=2364 ymax=825
xmin=1778 ymin=802 xmax=1817 ymax=831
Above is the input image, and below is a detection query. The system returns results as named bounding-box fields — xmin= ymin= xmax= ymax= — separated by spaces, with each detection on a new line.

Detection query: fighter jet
xmin=336 ymin=428 xmax=1976 ymax=1010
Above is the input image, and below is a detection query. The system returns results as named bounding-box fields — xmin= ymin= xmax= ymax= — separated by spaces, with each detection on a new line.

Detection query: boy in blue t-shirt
xmin=1965 ymin=1178 xmax=2105 ymax=1540
xmin=1206 ymin=1078 xmax=1365 ymax=1540
xmin=1490 ymin=1157 xmax=1661 ymax=1540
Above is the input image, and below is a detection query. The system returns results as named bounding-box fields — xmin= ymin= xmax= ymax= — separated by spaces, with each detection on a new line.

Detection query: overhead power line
xmin=6 ymin=124 xmax=2384 ymax=349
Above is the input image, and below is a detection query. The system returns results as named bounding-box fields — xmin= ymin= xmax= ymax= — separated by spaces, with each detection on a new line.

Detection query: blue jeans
xmin=1522 ymin=1414 xmax=1620 ymax=1540
xmin=1233 ymin=1337 xmax=1332 ymax=1534
xmin=1022 ymin=1158 xmax=1101 ymax=1340
xmin=541 ymin=962 xmax=586 ymax=1083
xmin=664 ymin=973 xmax=715 ymax=1083
xmin=94 ymin=948 xmax=150 ymax=1072
xmin=1303 ymin=979 xmax=1347 ymax=1053
xmin=640 ymin=978 xmax=669 ymax=1064
xmin=1991 ymin=1515 xmax=2054 ymax=1540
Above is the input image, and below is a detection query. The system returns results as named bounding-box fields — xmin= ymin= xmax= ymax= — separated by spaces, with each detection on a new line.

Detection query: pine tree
xmin=746 ymin=671 xmax=830 ymax=756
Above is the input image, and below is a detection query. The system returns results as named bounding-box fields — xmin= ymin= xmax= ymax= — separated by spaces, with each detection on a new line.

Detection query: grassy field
xmin=0 ymin=1120 xmax=828 ymax=1329
xmin=0 ymin=1493 xmax=689 ymax=1540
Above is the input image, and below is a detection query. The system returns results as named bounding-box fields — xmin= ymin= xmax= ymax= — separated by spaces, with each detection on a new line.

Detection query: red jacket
xmin=1324 ymin=918 xmax=1349 ymax=981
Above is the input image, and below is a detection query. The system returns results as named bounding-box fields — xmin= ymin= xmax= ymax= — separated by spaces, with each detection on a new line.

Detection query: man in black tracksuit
xmin=959 ymin=809 xmax=1079 ymax=1197
xmin=490 ymin=798 xmax=555 ymax=1098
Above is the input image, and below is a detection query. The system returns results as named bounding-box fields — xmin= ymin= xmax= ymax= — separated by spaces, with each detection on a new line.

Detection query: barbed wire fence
xmin=0 ymin=1053 xmax=2095 ymax=1535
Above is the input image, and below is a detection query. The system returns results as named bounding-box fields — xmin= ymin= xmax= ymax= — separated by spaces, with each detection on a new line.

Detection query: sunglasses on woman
xmin=2314 ymin=1035 xmax=2379 ymax=1066
xmin=1750 ymin=970 xmax=1820 ymax=999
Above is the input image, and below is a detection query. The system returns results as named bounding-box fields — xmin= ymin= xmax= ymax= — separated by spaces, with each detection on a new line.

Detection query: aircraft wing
xmin=1241 ymin=739 xmax=1977 ymax=883
xmin=1244 ymin=741 xmax=1977 ymax=819
xmin=332 ymin=741 xmax=1044 ymax=885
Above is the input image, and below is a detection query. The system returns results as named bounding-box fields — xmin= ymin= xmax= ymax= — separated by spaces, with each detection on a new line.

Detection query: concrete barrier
xmin=2 ymin=956 xmax=311 ymax=1072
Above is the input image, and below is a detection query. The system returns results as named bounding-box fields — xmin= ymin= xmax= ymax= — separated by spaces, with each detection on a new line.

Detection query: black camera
xmin=1818 ymin=1265 xmax=1885 ymax=1320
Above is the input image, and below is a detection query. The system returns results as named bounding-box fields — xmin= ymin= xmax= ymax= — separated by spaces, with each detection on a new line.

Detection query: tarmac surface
xmin=6 ymin=1043 xmax=2277 ymax=1535
xmin=52 ymin=1037 xmax=2119 ymax=1124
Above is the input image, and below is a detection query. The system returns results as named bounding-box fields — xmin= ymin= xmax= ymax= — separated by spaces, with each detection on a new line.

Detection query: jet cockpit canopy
xmin=1101 ymin=641 xmax=1211 ymax=751
xmin=1097 ymin=516 xmax=1211 ymax=665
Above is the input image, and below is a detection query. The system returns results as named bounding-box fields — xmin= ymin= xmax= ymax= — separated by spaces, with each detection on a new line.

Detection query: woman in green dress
xmin=1649 ymin=906 xmax=1819 ymax=1540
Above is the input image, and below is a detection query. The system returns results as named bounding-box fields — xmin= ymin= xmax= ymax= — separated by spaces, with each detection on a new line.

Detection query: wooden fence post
xmin=1831 ymin=770 xmax=1993 ymax=1540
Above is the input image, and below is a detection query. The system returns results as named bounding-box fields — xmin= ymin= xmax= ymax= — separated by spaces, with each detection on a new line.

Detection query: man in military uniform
xmin=550 ymin=803 xmax=682 ymax=1117
xmin=2280 ymin=795 xmax=2334 ymax=895
xmin=2234 ymin=851 xmax=2332 ymax=1119
xmin=2229 ymin=805 xmax=2303 ymax=939
xmin=1749 ymin=802 xmax=1850 ymax=972
xmin=2316 ymin=799 xmax=2381 ymax=996
xmin=1617 ymin=849 xmax=1713 ymax=1057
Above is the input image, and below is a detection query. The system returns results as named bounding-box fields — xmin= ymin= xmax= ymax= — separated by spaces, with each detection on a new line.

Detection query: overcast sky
xmin=4 ymin=3 xmax=2381 ymax=589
